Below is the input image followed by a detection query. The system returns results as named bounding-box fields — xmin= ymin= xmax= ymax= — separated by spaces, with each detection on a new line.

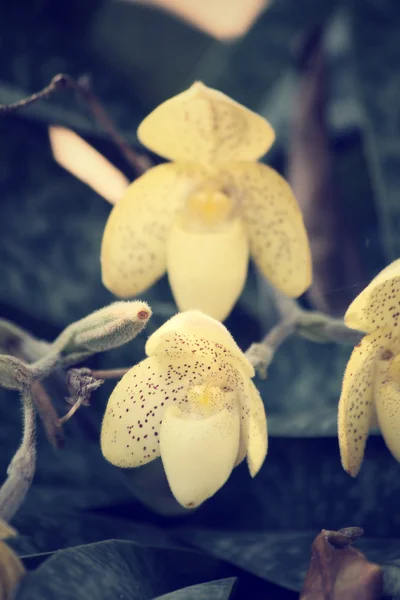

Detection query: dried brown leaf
xmin=300 ymin=527 xmax=383 ymax=600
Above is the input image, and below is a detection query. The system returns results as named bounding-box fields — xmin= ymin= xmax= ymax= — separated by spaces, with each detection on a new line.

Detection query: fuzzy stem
xmin=30 ymin=348 xmax=62 ymax=380
xmin=245 ymin=292 xmax=363 ymax=378
xmin=245 ymin=316 xmax=297 ymax=378
xmin=0 ymin=389 xmax=36 ymax=521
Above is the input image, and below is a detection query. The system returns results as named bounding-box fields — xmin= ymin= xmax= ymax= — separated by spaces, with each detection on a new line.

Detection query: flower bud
xmin=61 ymin=301 xmax=152 ymax=354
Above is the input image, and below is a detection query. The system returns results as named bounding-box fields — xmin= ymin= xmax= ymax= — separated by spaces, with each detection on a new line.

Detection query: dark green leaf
xmin=350 ymin=0 xmax=400 ymax=260
xmin=153 ymin=578 xmax=236 ymax=600
xmin=172 ymin=529 xmax=400 ymax=592
xmin=14 ymin=540 xmax=232 ymax=600
xmin=9 ymin=514 xmax=184 ymax=557
xmin=381 ymin=560 xmax=400 ymax=599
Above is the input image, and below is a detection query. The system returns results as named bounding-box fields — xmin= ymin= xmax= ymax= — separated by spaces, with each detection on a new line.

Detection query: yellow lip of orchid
xmin=339 ymin=259 xmax=400 ymax=476
xmin=101 ymin=83 xmax=312 ymax=321
xmin=100 ymin=310 xmax=267 ymax=508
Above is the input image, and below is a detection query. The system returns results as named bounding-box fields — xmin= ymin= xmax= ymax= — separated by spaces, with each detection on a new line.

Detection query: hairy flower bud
xmin=57 ymin=301 xmax=152 ymax=355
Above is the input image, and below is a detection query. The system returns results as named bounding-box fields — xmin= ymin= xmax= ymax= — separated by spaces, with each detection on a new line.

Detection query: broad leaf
xmin=14 ymin=540 xmax=233 ymax=600
xmin=172 ymin=528 xmax=400 ymax=593
xmin=153 ymin=578 xmax=236 ymax=600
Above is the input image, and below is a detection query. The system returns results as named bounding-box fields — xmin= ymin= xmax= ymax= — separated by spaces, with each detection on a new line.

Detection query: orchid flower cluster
xmin=50 ymin=80 xmax=400 ymax=508
xmin=4 ymin=75 xmax=400 ymax=525
xmin=338 ymin=259 xmax=400 ymax=476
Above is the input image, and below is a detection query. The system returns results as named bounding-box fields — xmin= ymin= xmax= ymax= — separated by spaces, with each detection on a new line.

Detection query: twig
xmin=12 ymin=348 xmax=64 ymax=450
xmin=0 ymin=301 xmax=153 ymax=522
xmin=245 ymin=293 xmax=363 ymax=378
xmin=59 ymin=368 xmax=104 ymax=424
xmin=30 ymin=381 xmax=64 ymax=449
xmin=245 ymin=316 xmax=297 ymax=378
xmin=57 ymin=367 xmax=129 ymax=423
xmin=0 ymin=389 xmax=36 ymax=522
xmin=89 ymin=367 xmax=130 ymax=380
xmin=59 ymin=397 xmax=86 ymax=425
xmin=0 ymin=73 xmax=152 ymax=177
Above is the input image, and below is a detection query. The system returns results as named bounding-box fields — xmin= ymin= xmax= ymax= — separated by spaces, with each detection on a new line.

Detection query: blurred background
xmin=1 ymin=0 xmax=400 ymax=595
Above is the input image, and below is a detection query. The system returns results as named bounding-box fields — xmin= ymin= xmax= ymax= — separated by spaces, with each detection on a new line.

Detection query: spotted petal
xmin=220 ymin=162 xmax=312 ymax=297
xmin=137 ymin=82 xmax=275 ymax=164
xmin=374 ymin=353 xmax=400 ymax=462
xmin=345 ymin=259 xmax=400 ymax=333
xmin=100 ymin=354 xmax=236 ymax=468
xmin=101 ymin=162 xmax=209 ymax=297
xmin=338 ymin=328 xmax=399 ymax=476
xmin=145 ymin=310 xmax=254 ymax=377
xmin=159 ymin=388 xmax=240 ymax=507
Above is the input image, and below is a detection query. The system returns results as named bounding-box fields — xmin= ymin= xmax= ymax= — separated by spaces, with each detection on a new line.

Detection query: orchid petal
xmin=49 ymin=126 xmax=129 ymax=204
xmin=246 ymin=379 xmax=268 ymax=476
xmin=220 ymin=162 xmax=312 ymax=297
xmin=338 ymin=329 xmax=399 ymax=476
xmin=145 ymin=310 xmax=254 ymax=377
xmin=101 ymin=162 xmax=209 ymax=297
xmin=137 ymin=82 xmax=275 ymax=164
xmin=101 ymin=353 xmax=227 ymax=468
xmin=234 ymin=371 xmax=268 ymax=472
xmin=374 ymin=353 xmax=400 ymax=462
xmin=160 ymin=390 xmax=240 ymax=507
xmin=345 ymin=259 xmax=400 ymax=333
xmin=166 ymin=215 xmax=249 ymax=321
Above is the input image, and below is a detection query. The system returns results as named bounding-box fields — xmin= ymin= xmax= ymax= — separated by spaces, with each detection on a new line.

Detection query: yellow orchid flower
xmin=338 ymin=259 xmax=400 ymax=476
xmin=100 ymin=82 xmax=312 ymax=321
xmin=100 ymin=310 xmax=267 ymax=508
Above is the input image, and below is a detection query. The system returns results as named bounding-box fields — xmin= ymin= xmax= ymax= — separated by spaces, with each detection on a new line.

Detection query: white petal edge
xmin=49 ymin=126 xmax=129 ymax=204
xmin=160 ymin=402 xmax=240 ymax=508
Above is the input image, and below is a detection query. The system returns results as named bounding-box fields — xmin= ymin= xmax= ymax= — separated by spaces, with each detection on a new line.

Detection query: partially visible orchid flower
xmin=50 ymin=82 xmax=312 ymax=321
xmin=338 ymin=259 xmax=400 ymax=476
xmin=100 ymin=310 xmax=268 ymax=508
